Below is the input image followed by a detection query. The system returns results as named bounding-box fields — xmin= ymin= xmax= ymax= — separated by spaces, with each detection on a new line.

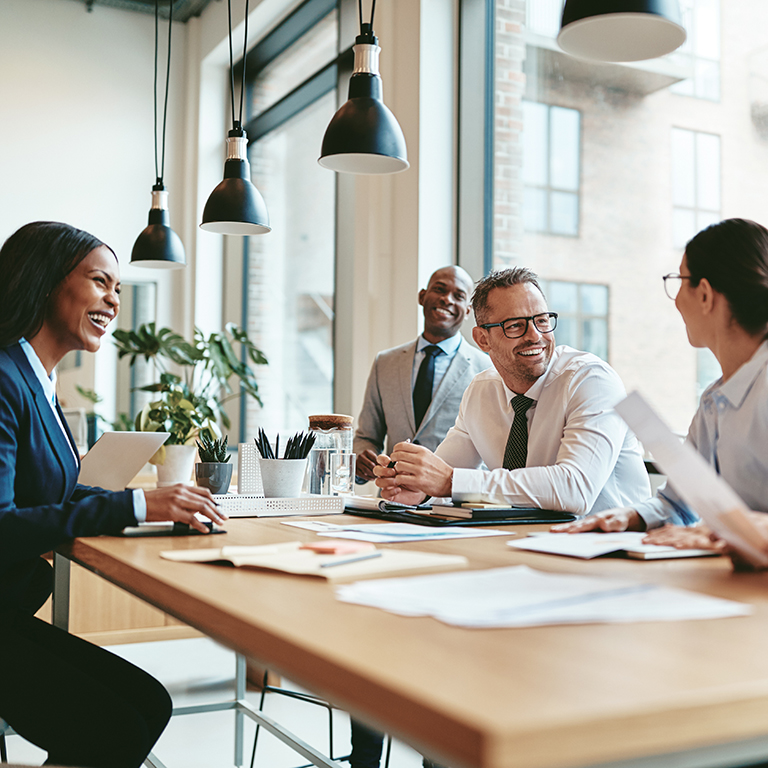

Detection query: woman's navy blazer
xmin=0 ymin=343 xmax=136 ymax=613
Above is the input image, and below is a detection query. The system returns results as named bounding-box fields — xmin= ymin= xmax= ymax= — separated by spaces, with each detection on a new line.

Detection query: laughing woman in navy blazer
xmin=0 ymin=222 xmax=225 ymax=768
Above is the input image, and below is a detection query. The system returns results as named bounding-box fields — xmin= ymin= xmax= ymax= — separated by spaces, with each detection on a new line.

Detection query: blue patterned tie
xmin=413 ymin=345 xmax=442 ymax=429
xmin=503 ymin=395 xmax=534 ymax=470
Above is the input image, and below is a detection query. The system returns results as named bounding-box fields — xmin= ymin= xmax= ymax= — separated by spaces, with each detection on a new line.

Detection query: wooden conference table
xmin=53 ymin=516 xmax=768 ymax=768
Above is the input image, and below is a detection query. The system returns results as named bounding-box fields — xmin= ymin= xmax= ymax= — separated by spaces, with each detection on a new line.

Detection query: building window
xmin=541 ymin=280 xmax=609 ymax=362
xmin=669 ymin=0 xmax=721 ymax=101
xmin=240 ymin=0 xmax=339 ymax=437
xmin=671 ymin=128 xmax=721 ymax=249
xmin=522 ymin=101 xmax=581 ymax=237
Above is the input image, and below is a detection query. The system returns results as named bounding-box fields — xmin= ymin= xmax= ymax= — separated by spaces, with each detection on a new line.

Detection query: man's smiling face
xmin=471 ymin=282 xmax=555 ymax=394
xmin=419 ymin=267 xmax=473 ymax=343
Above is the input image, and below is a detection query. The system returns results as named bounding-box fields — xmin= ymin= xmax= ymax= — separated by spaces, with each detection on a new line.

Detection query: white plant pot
xmin=156 ymin=444 xmax=197 ymax=487
xmin=258 ymin=458 xmax=308 ymax=498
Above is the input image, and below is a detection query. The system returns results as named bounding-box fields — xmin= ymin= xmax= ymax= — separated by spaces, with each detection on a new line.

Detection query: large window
xmin=669 ymin=0 xmax=721 ymax=101
xmin=238 ymin=0 xmax=340 ymax=438
xmin=522 ymin=102 xmax=581 ymax=236
xmin=671 ymin=128 xmax=721 ymax=249
xmin=467 ymin=0 xmax=761 ymax=434
xmin=541 ymin=280 xmax=608 ymax=362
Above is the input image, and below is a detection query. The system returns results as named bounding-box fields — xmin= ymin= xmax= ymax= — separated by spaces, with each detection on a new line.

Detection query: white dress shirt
xmin=19 ymin=339 xmax=146 ymax=522
xmin=436 ymin=345 xmax=650 ymax=515
xmin=635 ymin=341 xmax=768 ymax=529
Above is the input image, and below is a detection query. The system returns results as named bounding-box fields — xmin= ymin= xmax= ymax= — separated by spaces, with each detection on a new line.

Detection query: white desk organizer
xmin=212 ymin=494 xmax=344 ymax=518
xmin=237 ymin=442 xmax=263 ymax=494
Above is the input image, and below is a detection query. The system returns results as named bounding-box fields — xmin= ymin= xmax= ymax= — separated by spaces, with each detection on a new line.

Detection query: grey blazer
xmin=354 ymin=336 xmax=491 ymax=456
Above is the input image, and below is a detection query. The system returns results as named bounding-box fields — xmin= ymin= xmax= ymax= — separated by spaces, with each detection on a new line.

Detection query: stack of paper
xmin=336 ymin=565 xmax=750 ymax=627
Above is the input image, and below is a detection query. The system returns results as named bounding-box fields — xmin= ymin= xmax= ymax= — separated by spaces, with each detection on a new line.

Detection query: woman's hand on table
xmin=551 ymin=507 xmax=644 ymax=533
xmin=641 ymin=523 xmax=724 ymax=551
xmin=144 ymin=485 xmax=227 ymax=533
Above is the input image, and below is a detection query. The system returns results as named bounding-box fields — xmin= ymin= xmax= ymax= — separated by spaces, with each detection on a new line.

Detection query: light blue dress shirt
xmin=18 ymin=339 xmax=146 ymax=522
xmin=411 ymin=332 xmax=463 ymax=397
xmin=635 ymin=341 xmax=768 ymax=528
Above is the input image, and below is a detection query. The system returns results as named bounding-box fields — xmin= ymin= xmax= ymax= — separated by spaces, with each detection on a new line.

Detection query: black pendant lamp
xmin=131 ymin=0 xmax=186 ymax=269
xmin=318 ymin=0 xmax=408 ymax=175
xmin=200 ymin=0 xmax=270 ymax=235
xmin=557 ymin=0 xmax=686 ymax=63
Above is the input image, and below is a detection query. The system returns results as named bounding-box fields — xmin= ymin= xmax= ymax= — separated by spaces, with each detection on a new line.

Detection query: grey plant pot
xmin=195 ymin=462 xmax=233 ymax=494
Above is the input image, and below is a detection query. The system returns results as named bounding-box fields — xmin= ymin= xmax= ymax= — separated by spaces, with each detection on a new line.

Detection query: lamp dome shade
xmin=319 ymin=73 xmax=408 ymax=175
xmin=557 ymin=0 xmax=686 ymax=62
xmin=131 ymin=208 xmax=186 ymax=269
xmin=200 ymin=159 xmax=271 ymax=235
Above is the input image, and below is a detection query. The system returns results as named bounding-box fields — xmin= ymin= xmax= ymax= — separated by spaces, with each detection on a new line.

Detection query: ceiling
xmin=62 ymin=0 xmax=218 ymax=23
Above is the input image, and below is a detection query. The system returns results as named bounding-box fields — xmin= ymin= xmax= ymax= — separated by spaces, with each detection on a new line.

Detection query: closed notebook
xmin=160 ymin=541 xmax=468 ymax=582
xmin=508 ymin=532 xmax=720 ymax=560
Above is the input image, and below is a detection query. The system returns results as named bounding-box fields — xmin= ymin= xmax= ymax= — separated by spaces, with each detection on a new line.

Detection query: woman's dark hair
xmin=685 ymin=218 xmax=768 ymax=336
xmin=0 ymin=221 xmax=113 ymax=347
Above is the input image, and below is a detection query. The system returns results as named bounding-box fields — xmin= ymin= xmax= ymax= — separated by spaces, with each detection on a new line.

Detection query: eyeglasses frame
xmin=662 ymin=273 xmax=693 ymax=300
xmin=478 ymin=312 xmax=559 ymax=339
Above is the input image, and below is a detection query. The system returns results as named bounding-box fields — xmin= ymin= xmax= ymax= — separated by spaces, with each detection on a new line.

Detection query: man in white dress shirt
xmin=375 ymin=267 xmax=650 ymax=515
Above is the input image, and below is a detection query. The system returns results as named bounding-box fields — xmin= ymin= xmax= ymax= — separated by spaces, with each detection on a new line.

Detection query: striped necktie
xmin=502 ymin=395 xmax=534 ymax=470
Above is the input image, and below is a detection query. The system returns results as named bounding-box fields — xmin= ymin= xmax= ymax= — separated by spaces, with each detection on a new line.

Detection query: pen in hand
xmin=388 ymin=438 xmax=411 ymax=468
xmin=320 ymin=552 xmax=383 ymax=568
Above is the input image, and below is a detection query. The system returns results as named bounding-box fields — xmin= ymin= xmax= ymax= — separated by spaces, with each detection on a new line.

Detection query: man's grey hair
xmin=471 ymin=267 xmax=545 ymax=323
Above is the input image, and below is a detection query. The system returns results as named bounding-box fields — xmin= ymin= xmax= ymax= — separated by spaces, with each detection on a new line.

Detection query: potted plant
xmin=113 ymin=322 xmax=267 ymax=486
xmin=195 ymin=434 xmax=233 ymax=494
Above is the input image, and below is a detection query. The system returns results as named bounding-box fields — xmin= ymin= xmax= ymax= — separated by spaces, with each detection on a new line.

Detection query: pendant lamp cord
xmin=227 ymin=0 xmax=251 ymax=131
xmin=357 ymin=0 xmax=377 ymax=32
xmin=154 ymin=0 xmax=173 ymax=186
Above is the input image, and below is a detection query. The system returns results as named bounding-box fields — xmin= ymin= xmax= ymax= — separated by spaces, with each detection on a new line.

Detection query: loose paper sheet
xmin=616 ymin=392 xmax=768 ymax=567
xmin=336 ymin=565 xmax=751 ymax=627
xmin=282 ymin=520 xmax=512 ymax=543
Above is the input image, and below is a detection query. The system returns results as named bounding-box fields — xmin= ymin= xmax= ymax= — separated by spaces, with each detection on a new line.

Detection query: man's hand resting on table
xmin=355 ymin=449 xmax=379 ymax=482
xmin=144 ymin=485 xmax=227 ymax=533
xmin=373 ymin=442 xmax=453 ymax=505
xmin=551 ymin=507 xmax=645 ymax=533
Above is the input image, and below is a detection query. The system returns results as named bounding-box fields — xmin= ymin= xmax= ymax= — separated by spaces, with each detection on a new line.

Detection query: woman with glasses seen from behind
xmin=0 ymin=221 xmax=226 ymax=767
xmin=555 ymin=218 xmax=768 ymax=562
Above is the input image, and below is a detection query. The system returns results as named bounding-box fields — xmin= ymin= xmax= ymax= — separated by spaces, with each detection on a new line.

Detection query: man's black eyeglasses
xmin=478 ymin=312 xmax=558 ymax=339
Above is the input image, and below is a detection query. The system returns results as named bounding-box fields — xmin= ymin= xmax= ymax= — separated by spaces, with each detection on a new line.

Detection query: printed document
xmin=336 ymin=565 xmax=750 ymax=627
xmin=616 ymin=392 xmax=768 ymax=567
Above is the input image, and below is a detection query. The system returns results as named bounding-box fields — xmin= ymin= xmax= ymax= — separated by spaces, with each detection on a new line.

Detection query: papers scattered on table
xmin=335 ymin=565 xmax=751 ymax=627
xmin=616 ymin=392 xmax=768 ymax=568
xmin=282 ymin=520 xmax=511 ymax=543
xmin=508 ymin=531 xmax=720 ymax=560
xmin=160 ymin=542 xmax=468 ymax=582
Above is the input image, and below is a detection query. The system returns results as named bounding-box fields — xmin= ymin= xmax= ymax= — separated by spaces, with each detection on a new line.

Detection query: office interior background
xmin=2 ymin=0 xmax=766 ymax=442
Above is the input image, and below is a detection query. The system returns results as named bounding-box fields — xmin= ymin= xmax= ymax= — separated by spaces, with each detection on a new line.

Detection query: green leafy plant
xmin=113 ymin=322 xmax=267 ymax=449
xmin=197 ymin=434 xmax=230 ymax=463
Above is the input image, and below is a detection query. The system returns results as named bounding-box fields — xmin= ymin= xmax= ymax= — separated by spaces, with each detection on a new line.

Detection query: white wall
xmin=0 ymin=0 xmax=189 ymax=417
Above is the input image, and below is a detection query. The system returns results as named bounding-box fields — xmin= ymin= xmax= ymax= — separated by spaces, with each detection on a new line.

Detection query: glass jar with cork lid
xmin=305 ymin=414 xmax=354 ymax=495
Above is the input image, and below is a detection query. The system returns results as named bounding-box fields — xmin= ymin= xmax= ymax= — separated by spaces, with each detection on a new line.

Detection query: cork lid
xmin=308 ymin=413 xmax=354 ymax=431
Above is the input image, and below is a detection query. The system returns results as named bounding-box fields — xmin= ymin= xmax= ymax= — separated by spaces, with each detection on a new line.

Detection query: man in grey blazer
xmin=354 ymin=265 xmax=490 ymax=481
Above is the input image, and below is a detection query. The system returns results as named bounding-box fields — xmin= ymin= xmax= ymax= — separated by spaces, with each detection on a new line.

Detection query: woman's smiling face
xmin=44 ymin=245 xmax=120 ymax=355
